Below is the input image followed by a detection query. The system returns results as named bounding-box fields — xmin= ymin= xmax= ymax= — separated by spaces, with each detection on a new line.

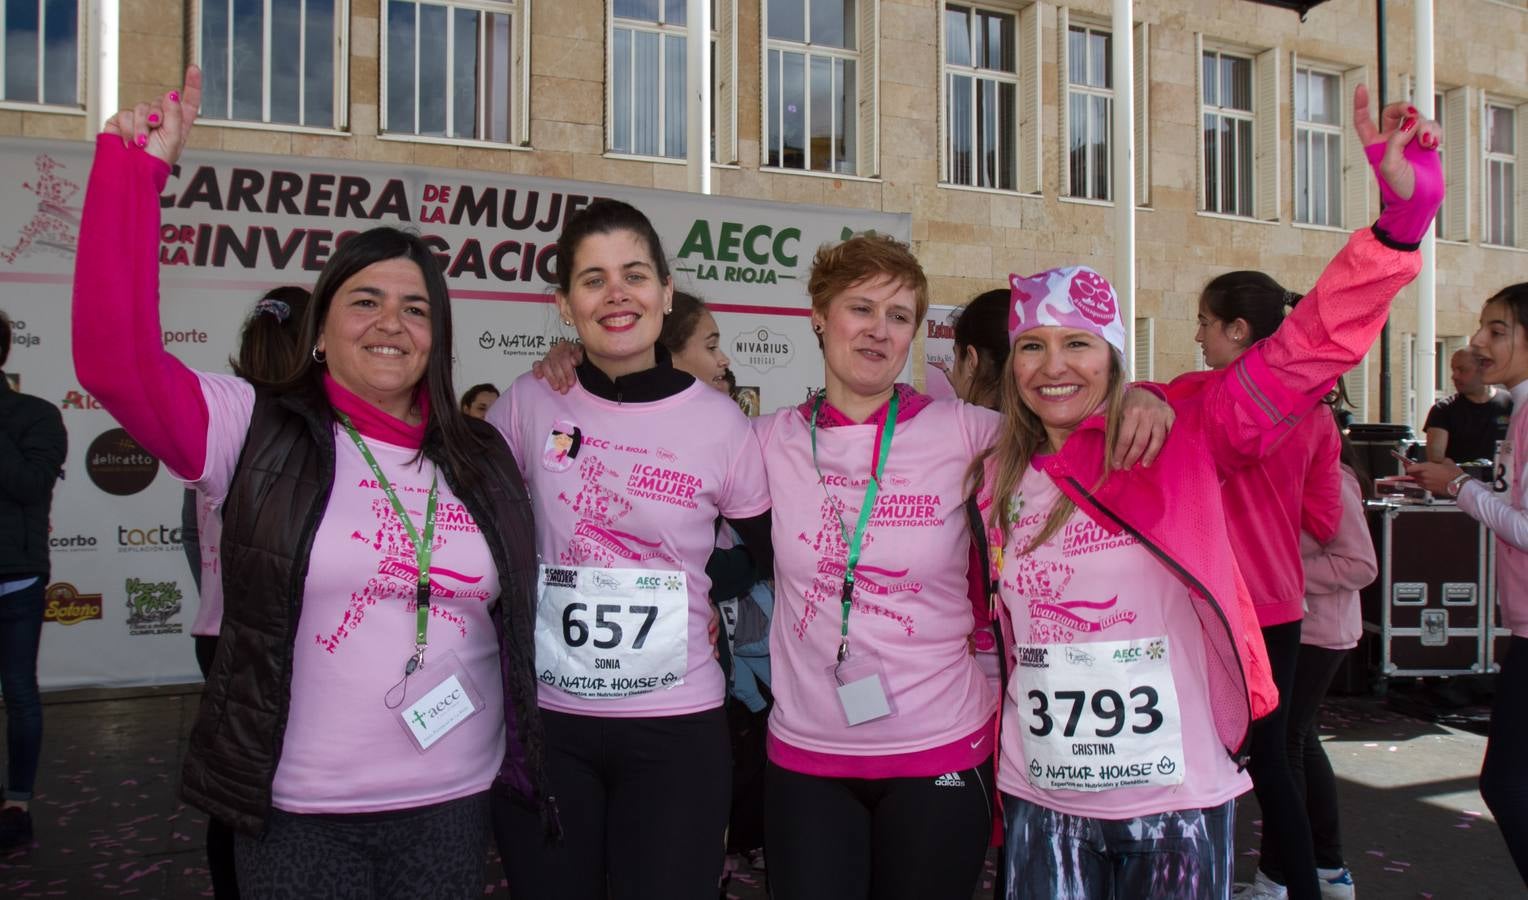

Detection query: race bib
xmin=1013 ymin=636 xmax=1185 ymax=792
xmin=535 ymin=565 xmax=688 ymax=699
xmin=1495 ymin=438 xmax=1514 ymax=495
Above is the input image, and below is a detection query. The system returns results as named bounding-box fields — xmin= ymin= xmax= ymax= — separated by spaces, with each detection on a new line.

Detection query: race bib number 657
xmin=1014 ymin=637 xmax=1185 ymax=792
xmin=535 ymin=565 xmax=688 ymax=699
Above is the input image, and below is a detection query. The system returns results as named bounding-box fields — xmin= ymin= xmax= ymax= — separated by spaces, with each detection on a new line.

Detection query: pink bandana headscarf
xmin=1007 ymin=266 xmax=1126 ymax=358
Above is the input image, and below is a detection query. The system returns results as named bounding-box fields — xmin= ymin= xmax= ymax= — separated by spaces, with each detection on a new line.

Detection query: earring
xmin=562 ymin=318 xmax=572 ymax=326
xmin=813 ymin=325 xmax=823 ymax=334
xmin=664 ymin=307 xmax=672 ymax=315
xmin=311 ymin=345 xmax=326 ymax=364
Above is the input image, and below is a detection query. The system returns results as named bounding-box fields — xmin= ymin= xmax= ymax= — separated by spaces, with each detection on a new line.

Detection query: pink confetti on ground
xmin=1366 ymin=850 xmax=1386 ymax=857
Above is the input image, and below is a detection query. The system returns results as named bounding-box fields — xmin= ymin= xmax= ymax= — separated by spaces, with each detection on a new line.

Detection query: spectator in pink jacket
xmin=1279 ymin=427 xmax=1377 ymax=900
xmin=1408 ymin=282 xmax=1528 ymax=887
xmin=975 ymin=86 xmax=1439 ymax=900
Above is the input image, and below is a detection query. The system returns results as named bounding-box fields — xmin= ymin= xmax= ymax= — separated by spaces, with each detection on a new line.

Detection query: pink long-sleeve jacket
xmin=1300 ymin=466 xmax=1378 ymax=651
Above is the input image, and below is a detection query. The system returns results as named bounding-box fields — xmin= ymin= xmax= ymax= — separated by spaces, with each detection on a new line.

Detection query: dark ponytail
xmin=1200 ymin=271 xmax=1303 ymax=343
xmin=952 ymin=288 xmax=1011 ymax=409
xmin=231 ymin=286 xmax=311 ymax=382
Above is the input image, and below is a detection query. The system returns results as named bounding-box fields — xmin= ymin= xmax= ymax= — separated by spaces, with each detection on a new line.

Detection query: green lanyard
xmin=809 ymin=391 xmax=899 ymax=663
xmin=339 ymin=414 xmax=438 ymax=672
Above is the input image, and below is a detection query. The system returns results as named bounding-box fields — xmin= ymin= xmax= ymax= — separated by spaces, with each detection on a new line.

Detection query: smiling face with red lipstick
xmin=556 ymin=229 xmax=674 ymax=379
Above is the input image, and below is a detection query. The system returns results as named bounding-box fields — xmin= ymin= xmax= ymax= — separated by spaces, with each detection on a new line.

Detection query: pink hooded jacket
xmin=986 ymin=228 xmax=1419 ymax=761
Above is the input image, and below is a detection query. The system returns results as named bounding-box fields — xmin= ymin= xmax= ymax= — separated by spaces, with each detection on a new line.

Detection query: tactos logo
xmin=117 ymin=524 xmax=185 ymax=551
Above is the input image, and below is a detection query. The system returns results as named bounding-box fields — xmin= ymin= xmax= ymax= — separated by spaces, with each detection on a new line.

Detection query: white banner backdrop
xmin=0 ymin=138 xmax=908 ymax=690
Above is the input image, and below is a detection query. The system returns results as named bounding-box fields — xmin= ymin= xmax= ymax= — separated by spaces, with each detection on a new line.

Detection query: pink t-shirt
xmin=995 ymin=465 xmax=1250 ymax=818
xmin=489 ymin=374 xmax=770 ymax=717
xmin=760 ymin=398 xmax=999 ymax=772
xmin=189 ymin=491 xmax=224 ymax=638
xmin=186 ymin=373 xmax=505 ymax=814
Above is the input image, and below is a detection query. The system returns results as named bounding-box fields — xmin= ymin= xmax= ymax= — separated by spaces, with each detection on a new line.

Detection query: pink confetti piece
xmin=1366 ymin=850 xmax=1386 ymax=857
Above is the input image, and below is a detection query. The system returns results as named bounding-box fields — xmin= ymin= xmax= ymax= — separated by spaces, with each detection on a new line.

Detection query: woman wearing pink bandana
xmin=974 ymin=86 xmax=1442 ymax=900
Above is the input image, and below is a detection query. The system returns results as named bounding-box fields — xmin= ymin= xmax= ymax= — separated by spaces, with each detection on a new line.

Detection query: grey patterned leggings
xmin=1001 ymin=794 xmax=1235 ymax=899
xmin=234 ymin=791 xmax=489 ymax=900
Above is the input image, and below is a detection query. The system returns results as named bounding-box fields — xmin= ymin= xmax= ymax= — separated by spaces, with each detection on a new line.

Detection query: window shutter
xmin=1133 ymin=317 xmax=1154 ymax=381
xmin=714 ymin=0 xmax=737 ymax=163
xmin=759 ymin=0 xmax=770 ymax=166
xmin=1444 ymin=86 xmax=1471 ymax=241
xmin=1019 ymin=1 xmax=1042 ymax=194
xmin=936 ymin=3 xmax=947 ymax=183
xmin=1342 ymin=352 xmax=1370 ymax=423
xmin=1255 ymin=46 xmax=1281 ymax=221
xmin=857 ymin=0 xmax=880 ymax=177
xmin=1343 ymin=66 xmax=1371 ymax=228
xmin=1133 ymin=21 xmax=1149 ymax=206
xmin=1194 ymin=33 xmax=1205 ymax=209
xmin=1517 ymin=102 xmax=1528 ymax=248
xmin=1056 ymin=6 xmax=1070 ymax=196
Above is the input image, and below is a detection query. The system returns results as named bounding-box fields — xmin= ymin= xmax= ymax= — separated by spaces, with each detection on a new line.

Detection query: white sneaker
xmin=1317 ymin=866 xmax=1355 ymax=899
xmin=1231 ymin=871 xmax=1289 ymax=900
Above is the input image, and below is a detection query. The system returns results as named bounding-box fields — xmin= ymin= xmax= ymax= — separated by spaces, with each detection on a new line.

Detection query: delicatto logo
xmin=675 ymin=219 xmax=800 ymax=286
xmin=43 ymin=582 xmax=103 ymax=626
xmin=85 ymin=428 xmax=160 ymax=496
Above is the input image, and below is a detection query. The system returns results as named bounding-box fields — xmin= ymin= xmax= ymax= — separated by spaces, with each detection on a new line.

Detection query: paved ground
xmin=0 ymin=685 xmax=1519 ymax=898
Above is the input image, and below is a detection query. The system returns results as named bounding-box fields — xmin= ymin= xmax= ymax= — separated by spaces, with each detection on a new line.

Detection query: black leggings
xmin=1282 ymin=643 xmax=1350 ymax=873
xmin=195 ymin=635 xmax=239 ymax=900
xmin=764 ymin=757 xmax=994 ymax=900
xmin=492 ymin=707 xmax=731 ymax=900
xmin=1249 ymin=620 xmax=1319 ymax=899
xmin=1481 ymin=636 xmax=1528 ymax=886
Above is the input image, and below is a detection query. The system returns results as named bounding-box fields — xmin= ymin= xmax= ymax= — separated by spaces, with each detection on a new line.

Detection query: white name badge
xmin=399 ymin=672 xmax=478 ymax=752
xmin=827 ymin=653 xmax=894 ymax=727
xmin=535 ymin=564 xmax=688 ymax=699
xmin=1013 ymin=636 xmax=1185 ymax=793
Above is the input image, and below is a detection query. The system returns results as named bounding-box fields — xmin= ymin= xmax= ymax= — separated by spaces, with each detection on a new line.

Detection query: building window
xmin=1294 ymin=66 xmax=1341 ymax=226
xmin=609 ymin=0 xmax=723 ymax=160
xmin=941 ymin=4 xmax=1016 ymax=191
xmin=1065 ymin=22 xmax=1111 ymax=200
xmin=382 ymin=0 xmax=523 ymax=143
xmin=1201 ymin=49 xmax=1253 ymax=216
xmin=1485 ymin=102 xmax=1517 ymax=247
xmin=199 ymin=0 xmax=345 ymax=128
xmin=2 ymin=0 xmax=78 ymax=107
xmin=765 ymin=0 xmax=858 ymax=175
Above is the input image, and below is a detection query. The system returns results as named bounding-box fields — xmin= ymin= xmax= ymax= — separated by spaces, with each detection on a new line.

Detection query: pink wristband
xmin=1365 ymin=137 xmax=1445 ymax=247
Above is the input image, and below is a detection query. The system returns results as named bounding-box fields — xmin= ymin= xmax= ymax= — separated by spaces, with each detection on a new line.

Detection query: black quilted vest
xmin=178 ymin=385 xmax=552 ymax=835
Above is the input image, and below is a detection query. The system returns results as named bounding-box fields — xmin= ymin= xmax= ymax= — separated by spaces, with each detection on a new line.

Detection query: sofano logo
xmin=43 ymin=582 xmax=103 ymax=626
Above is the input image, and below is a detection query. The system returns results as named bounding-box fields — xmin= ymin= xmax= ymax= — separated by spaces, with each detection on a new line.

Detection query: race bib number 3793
xmin=535 ymin=565 xmax=688 ymax=699
xmin=1014 ymin=636 xmax=1185 ymax=793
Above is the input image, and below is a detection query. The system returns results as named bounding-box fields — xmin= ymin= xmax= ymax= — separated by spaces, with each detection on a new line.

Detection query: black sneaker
xmin=0 ymin=806 xmax=33 ymax=851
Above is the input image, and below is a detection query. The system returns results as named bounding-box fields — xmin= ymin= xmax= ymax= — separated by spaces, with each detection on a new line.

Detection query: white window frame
xmin=194 ymin=0 xmax=351 ymax=130
xmin=0 ymin=0 xmax=84 ymax=111
xmin=379 ymin=0 xmax=530 ymax=147
xmin=939 ymin=2 xmax=1020 ymax=192
xmin=1199 ymin=45 xmax=1256 ymax=217
xmin=1292 ymin=62 xmax=1343 ymax=227
xmin=1483 ymin=98 xmax=1520 ymax=248
xmin=1064 ymin=19 xmax=1113 ymax=201
xmin=606 ymin=1 xmax=734 ymax=163
xmin=761 ymin=0 xmax=878 ymax=178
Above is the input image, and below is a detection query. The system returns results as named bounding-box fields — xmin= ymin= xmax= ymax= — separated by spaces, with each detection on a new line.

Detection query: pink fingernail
xmin=1401 ymin=116 xmax=1416 ymax=132
xmin=168 ymin=90 xmax=179 ymax=103
xmin=135 ymin=133 xmax=147 ymax=147
xmin=147 ymin=112 xmax=159 ymax=124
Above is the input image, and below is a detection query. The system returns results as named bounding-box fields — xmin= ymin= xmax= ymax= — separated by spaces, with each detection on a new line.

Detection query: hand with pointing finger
xmin=102 ymin=66 xmax=202 ymax=168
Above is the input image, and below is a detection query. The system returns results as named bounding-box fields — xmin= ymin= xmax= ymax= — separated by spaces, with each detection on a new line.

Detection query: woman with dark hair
xmin=487 ymin=199 xmax=771 ymax=900
xmin=949 ymin=288 xmax=1011 ymax=410
xmin=661 ymin=291 xmax=733 ymax=393
xmin=72 ymin=68 xmax=552 ymax=898
xmin=180 ymin=283 xmax=310 ymax=900
xmin=1195 ymin=272 xmax=1342 ymax=900
xmin=1407 ymin=282 xmax=1528 ymax=887
xmin=461 ymin=383 xmax=500 ymax=419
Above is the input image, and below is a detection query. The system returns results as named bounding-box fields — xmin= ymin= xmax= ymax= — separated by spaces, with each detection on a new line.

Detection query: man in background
xmin=1425 ymin=349 xmax=1513 ymax=464
xmin=0 ymin=309 xmax=67 ymax=850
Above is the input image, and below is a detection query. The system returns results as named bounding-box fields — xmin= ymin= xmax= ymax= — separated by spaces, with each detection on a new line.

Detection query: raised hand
xmin=102 ymin=66 xmax=202 ymax=167
xmin=1352 ymin=83 xmax=1444 ymax=244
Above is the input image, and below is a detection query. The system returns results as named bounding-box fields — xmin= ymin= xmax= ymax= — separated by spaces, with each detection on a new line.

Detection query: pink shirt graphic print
xmin=188 ymin=373 xmax=505 ymax=815
xmin=490 ymin=374 xmax=770 ymax=718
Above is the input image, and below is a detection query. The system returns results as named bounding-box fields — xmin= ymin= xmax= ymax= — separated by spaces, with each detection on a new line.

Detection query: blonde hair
xmin=807 ymin=233 xmax=930 ymax=325
xmin=967 ymin=348 xmax=1129 ymax=555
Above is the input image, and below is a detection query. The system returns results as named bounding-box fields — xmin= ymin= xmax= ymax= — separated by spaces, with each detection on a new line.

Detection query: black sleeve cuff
xmin=1371 ymin=223 xmax=1421 ymax=252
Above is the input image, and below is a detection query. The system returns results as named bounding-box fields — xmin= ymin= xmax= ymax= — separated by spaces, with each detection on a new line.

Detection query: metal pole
xmin=85 ymin=0 xmax=119 ymax=137
xmin=1414 ymin=0 xmax=1436 ymax=431
xmin=1377 ymin=0 xmax=1390 ymax=422
xmin=1113 ymin=0 xmax=1135 ymax=374
xmin=686 ymin=0 xmax=711 ymax=194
